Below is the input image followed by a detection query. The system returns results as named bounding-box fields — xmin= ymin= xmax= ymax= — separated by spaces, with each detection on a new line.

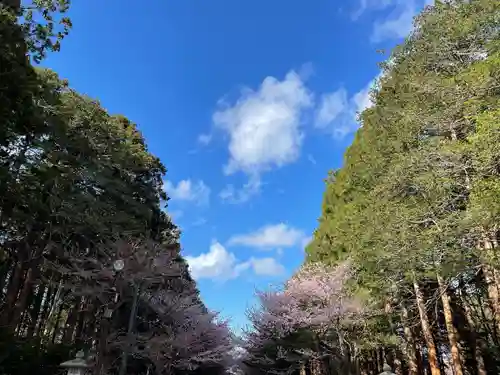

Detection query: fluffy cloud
xmin=314 ymin=75 xmax=378 ymax=138
xmin=164 ymin=179 xmax=210 ymax=206
xmin=185 ymin=242 xmax=239 ymax=280
xmin=219 ymin=177 xmax=261 ymax=204
xmin=185 ymin=241 xmax=284 ymax=281
xmin=351 ymin=0 xmax=432 ymax=43
xmin=371 ymin=1 xmax=417 ymax=43
xmin=352 ymin=85 xmax=373 ymax=116
xmin=315 ymin=88 xmax=348 ymax=129
xmin=351 ymin=0 xmax=394 ymax=20
xmin=301 ymin=235 xmax=313 ymax=250
xmin=228 ymin=223 xmax=308 ymax=250
xmin=213 ymin=70 xmax=313 ymax=202
xmin=248 ymin=257 xmax=285 ymax=276
xmin=353 ymin=71 xmax=383 ymax=115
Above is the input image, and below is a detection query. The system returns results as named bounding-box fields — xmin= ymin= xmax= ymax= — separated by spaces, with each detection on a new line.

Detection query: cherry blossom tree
xmin=244 ymin=262 xmax=363 ymax=375
xmin=56 ymin=239 xmax=234 ymax=375
xmin=136 ymin=297 xmax=234 ymax=375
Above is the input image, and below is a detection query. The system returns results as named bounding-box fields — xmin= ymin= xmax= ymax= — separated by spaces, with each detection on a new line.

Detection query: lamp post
xmin=60 ymin=350 xmax=89 ymax=375
xmin=114 ymin=259 xmax=140 ymax=375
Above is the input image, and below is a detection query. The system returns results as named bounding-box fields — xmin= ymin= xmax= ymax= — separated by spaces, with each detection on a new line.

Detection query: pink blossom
xmin=244 ymin=262 xmax=363 ymax=372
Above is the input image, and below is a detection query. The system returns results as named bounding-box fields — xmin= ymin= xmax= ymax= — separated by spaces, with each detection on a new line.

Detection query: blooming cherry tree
xmin=244 ymin=262 xmax=362 ymax=375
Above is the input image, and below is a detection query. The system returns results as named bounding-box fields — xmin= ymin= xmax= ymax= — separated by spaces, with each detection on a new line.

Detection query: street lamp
xmin=60 ymin=350 xmax=89 ymax=375
xmin=104 ymin=259 xmax=124 ymax=318
xmin=113 ymin=259 xmax=125 ymax=272
xmin=113 ymin=258 xmax=140 ymax=375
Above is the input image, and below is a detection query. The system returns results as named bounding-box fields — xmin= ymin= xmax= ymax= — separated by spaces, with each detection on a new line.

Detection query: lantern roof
xmin=60 ymin=351 xmax=90 ymax=368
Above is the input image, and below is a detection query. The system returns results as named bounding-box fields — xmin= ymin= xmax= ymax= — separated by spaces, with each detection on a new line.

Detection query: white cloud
xmin=315 ymin=89 xmax=348 ymax=128
xmin=197 ymin=133 xmax=212 ymax=146
xmin=353 ymin=71 xmax=382 ymax=114
xmin=351 ymin=0 xmax=394 ymax=21
xmin=164 ymin=179 xmax=210 ymax=206
xmin=352 ymin=85 xmax=373 ymax=116
xmin=228 ymin=223 xmax=308 ymax=250
xmin=315 ymin=73 xmax=380 ymax=138
xmin=186 ymin=242 xmax=239 ymax=280
xmin=307 ymin=154 xmax=317 ymax=165
xmin=213 ymin=70 xmax=313 ymax=202
xmin=351 ymin=0 xmax=431 ymax=44
xmin=248 ymin=257 xmax=285 ymax=276
xmin=301 ymin=235 xmax=313 ymax=250
xmin=185 ymin=241 xmax=284 ymax=281
xmin=371 ymin=1 xmax=417 ymax=43
xmin=219 ymin=177 xmax=262 ymax=204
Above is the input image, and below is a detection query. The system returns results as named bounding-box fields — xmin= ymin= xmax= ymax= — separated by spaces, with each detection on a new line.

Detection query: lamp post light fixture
xmin=60 ymin=350 xmax=90 ymax=375
xmin=113 ymin=259 xmax=125 ymax=272
xmin=112 ymin=257 xmax=141 ymax=375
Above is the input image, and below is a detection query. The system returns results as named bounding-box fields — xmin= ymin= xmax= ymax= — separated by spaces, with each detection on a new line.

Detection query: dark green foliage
xmin=0 ymin=330 xmax=72 ymax=375
xmin=303 ymin=1 xmax=500 ymax=374
xmin=0 ymin=5 xmax=230 ymax=375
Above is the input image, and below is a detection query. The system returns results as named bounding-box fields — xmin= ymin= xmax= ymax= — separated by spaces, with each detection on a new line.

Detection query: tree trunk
xmin=35 ymin=284 xmax=53 ymax=338
xmin=376 ymin=348 xmax=382 ymax=373
xmin=74 ymin=298 xmax=87 ymax=348
xmin=481 ymin=234 xmax=500 ymax=335
xmin=26 ymin=283 xmax=44 ymax=338
xmin=391 ymin=349 xmax=403 ymax=375
xmin=62 ymin=297 xmax=81 ymax=343
xmin=0 ymin=259 xmax=25 ymax=327
xmin=0 ymin=259 xmax=12 ymax=297
xmin=413 ymin=278 xmax=441 ymax=375
xmin=461 ymin=291 xmax=487 ymax=375
xmin=436 ymin=273 xmax=463 ymax=375
xmin=360 ymin=358 xmax=369 ymax=375
xmin=401 ymin=304 xmax=419 ymax=375
xmin=51 ymin=304 xmax=63 ymax=343
xmin=10 ymin=266 xmax=36 ymax=330
xmin=483 ymin=264 xmax=500 ymax=331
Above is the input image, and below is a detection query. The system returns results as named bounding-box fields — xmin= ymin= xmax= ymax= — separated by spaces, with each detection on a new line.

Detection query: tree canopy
xmin=245 ymin=1 xmax=500 ymax=375
xmin=0 ymin=3 xmax=233 ymax=375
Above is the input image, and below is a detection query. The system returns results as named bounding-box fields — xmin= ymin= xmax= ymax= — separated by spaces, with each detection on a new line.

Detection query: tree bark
xmin=0 ymin=259 xmax=12 ymax=297
xmin=436 ymin=273 xmax=463 ymax=375
xmin=461 ymin=291 xmax=487 ymax=375
xmin=74 ymin=298 xmax=87 ymax=347
xmin=35 ymin=284 xmax=54 ymax=338
xmin=26 ymin=284 xmax=44 ymax=338
xmin=0 ymin=259 xmax=25 ymax=329
xmin=401 ymin=304 xmax=419 ymax=375
xmin=413 ymin=278 xmax=441 ymax=375
xmin=376 ymin=348 xmax=382 ymax=373
xmin=479 ymin=233 xmax=500 ymax=335
xmin=62 ymin=296 xmax=81 ymax=343
xmin=50 ymin=304 xmax=63 ymax=343
xmin=360 ymin=358 xmax=369 ymax=375
xmin=10 ymin=266 xmax=36 ymax=330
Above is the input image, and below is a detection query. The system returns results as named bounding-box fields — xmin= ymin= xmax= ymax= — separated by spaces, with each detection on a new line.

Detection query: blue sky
xmin=42 ymin=0 xmax=431 ymax=333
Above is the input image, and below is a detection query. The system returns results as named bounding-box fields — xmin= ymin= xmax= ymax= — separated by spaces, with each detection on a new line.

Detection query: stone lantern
xmin=378 ymin=363 xmax=396 ymax=375
xmin=60 ymin=350 xmax=90 ymax=375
